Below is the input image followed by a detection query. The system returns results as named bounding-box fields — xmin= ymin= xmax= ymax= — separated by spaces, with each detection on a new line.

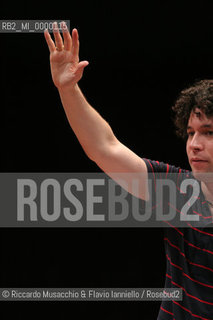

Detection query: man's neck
xmin=201 ymin=182 xmax=213 ymax=218
xmin=201 ymin=181 xmax=213 ymax=204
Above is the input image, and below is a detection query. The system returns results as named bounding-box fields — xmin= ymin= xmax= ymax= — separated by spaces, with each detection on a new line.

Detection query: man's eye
xmin=187 ymin=132 xmax=194 ymax=136
xmin=205 ymin=131 xmax=213 ymax=136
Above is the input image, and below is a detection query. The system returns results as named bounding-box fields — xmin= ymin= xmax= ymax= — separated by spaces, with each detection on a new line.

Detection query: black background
xmin=1 ymin=0 xmax=213 ymax=319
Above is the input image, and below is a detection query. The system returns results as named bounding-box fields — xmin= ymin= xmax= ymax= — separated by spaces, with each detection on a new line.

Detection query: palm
xmin=44 ymin=22 xmax=88 ymax=89
xmin=50 ymin=51 xmax=78 ymax=88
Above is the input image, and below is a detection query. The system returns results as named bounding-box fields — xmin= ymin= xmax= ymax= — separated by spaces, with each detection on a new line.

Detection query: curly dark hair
xmin=172 ymin=79 xmax=213 ymax=140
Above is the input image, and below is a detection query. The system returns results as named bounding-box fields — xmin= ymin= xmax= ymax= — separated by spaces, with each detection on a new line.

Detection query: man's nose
xmin=189 ymin=133 xmax=204 ymax=151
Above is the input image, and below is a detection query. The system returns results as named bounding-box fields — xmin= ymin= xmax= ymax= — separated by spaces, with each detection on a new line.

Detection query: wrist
xmin=58 ymin=83 xmax=79 ymax=96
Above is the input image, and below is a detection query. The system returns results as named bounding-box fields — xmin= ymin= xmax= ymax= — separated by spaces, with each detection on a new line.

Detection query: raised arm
xmin=44 ymin=22 xmax=148 ymax=199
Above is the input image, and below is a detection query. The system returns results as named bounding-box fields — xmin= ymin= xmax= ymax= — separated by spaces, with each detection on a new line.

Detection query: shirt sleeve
xmin=143 ymin=158 xmax=184 ymax=175
xmin=142 ymin=158 xmax=190 ymax=207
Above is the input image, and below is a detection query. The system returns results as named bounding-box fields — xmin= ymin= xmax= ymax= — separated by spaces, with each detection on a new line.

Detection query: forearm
xmin=58 ymin=84 xmax=118 ymax=160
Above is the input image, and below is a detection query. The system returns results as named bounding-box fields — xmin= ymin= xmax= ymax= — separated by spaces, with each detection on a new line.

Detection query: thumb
xmin=75 ymin=60 xmax=89 ymax=76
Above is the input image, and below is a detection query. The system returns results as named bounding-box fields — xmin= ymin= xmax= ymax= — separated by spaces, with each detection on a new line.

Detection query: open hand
xmin=44 ymin=22 xmax=89 ymax=90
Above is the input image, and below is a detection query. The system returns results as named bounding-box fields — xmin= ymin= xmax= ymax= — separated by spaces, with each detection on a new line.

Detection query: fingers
xmin=71 ymin=28 xmax=79 ymax=60
xmin=44 ymin=22 xmax=80 ymax=59
xmin=62 ymin=22 xmax=72 ymax=51
xmin=53 ymin=22 xmax=64 ymax=51
xmin=44 ymin=29 xmax=56 ymax=53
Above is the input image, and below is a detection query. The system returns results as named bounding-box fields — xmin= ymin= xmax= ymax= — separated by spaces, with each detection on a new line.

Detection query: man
xmin=44 ymin=22 xmax=213 ymax=319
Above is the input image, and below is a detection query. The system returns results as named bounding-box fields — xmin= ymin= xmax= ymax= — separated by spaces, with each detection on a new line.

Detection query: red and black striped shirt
xmin=143 ymin=159 xmax=213 ymax=320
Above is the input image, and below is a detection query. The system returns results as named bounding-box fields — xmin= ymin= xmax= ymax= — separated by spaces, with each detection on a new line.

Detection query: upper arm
xmin=94 ymin=140 xmax=149 ymax=200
